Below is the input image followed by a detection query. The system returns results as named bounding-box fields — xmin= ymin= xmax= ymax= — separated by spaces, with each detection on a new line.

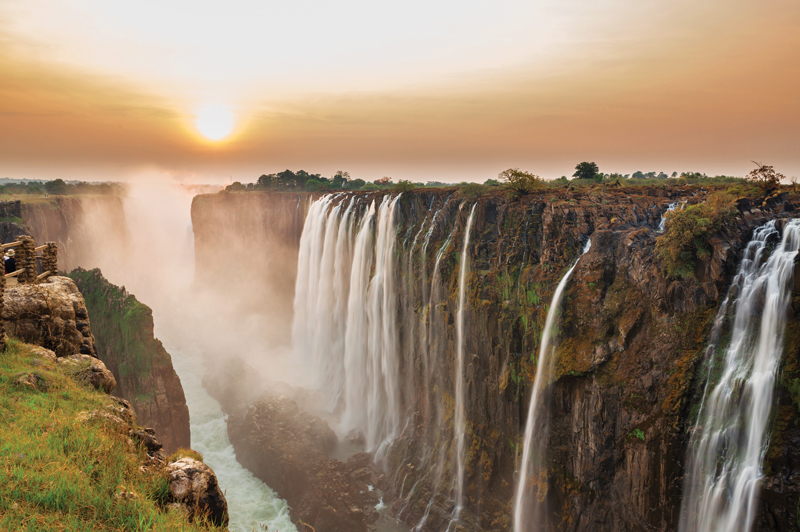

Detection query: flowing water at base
xmin=157 ymin=314 xmax=298 ymax=532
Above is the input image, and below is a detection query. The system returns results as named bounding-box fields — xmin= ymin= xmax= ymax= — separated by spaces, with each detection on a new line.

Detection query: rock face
xmin=227 ymin=394 xmax=385 ymax=531
xmin=3 ymin=275 xmax=98 ymax=357
xmin=194 ymin=185 xmax=800 ymax=531
xmin=68 ymin=268 xmax=190 ymax=453
xmin=165 ymin=458 xmax=230 ymax=527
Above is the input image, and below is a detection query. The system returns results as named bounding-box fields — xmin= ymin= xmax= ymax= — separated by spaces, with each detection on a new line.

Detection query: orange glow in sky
xmin=1 ymin=0 xmax=798 ymax=182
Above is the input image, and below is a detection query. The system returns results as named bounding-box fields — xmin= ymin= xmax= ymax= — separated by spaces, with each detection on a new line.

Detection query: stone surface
xmin=58 ymin=354 xmax=117 ymax=393
xmin=165 ymin=458 xmax=229 ymax=527
xmin=3 ymin=276 xmax=97 ymax=358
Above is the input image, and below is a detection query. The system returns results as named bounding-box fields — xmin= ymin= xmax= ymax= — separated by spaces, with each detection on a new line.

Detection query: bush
xmin=392 ymin=180 xmax=416 ymax=193
xmin=457 ymin=182 xmax=486 ymax=200
xmin=656 ymin=192 xmax=736 ymax=278
xmin=498 ymin=168 xmax=544 ymax=197
xmin=167 ymin=448 xmax=204 ymax=463
xmin=361 ymin=182 xmax=380 ymax=191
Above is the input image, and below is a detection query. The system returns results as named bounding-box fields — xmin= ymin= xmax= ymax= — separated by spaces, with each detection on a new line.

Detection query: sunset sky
xmin=1 ymin=0 xmax=798 ymax=183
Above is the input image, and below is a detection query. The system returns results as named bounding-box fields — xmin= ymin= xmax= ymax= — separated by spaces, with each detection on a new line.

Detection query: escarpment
xmin=193 ymin=185 xmax=800 ymax=532
xmin=67 ymin=267 xmax=191 ymax=453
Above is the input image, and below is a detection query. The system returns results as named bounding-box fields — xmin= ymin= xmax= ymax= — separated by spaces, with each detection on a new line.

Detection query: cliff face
xmin=67 ymin=267 xmax=191 ymax=453
xmin=192 ymin=186 xmax=800 ymax=531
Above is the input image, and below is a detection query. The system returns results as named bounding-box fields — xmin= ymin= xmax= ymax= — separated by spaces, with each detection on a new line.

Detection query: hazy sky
xmin=1 ymin=0 xmax=798 ymax=183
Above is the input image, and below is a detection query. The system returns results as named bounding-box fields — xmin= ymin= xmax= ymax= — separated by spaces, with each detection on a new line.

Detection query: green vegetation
xmin=167 ymin=448 xmax=204 ymax=463
xmin=0 ymin=179 xmax=122 ymax=196
xmin=0 ymin=338 xmax=221 ymax=531
xmin=67 ymin=268 xmax=168 ymax=402
xmin=573 ymin=162 xmax=601 ymax=183
xmin=746 ymin=161 xmax=784 ymax=193
xmin=656 ymin=192 xmax=737 ymax=278
xmin=630 ymin=428 xmax=646 ymax=441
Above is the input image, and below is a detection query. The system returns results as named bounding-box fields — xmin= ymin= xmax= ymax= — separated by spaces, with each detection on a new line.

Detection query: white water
xmin=293 ymin=195 xmax=404 ymax=454
xmin=513 ymin=238 xmax=592 ymax=532
xmin=679 ymin=219 xmax=800 ymax=532
xmin=452 ymin=203 xmax=478 ymax=524
xmin=161 ymin=318 xmax=298 ymax=532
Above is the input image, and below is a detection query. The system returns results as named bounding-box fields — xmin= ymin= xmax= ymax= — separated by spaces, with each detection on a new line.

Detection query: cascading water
xmin=513 ymin=238 xmax=592 ymax=532
xmin=452 ymin=203 xmax=478 ymax=525
xmin=293 ymin=194 xmax=403 ymax=454
xmin=679 ymin=219 xmax=800 ymax=532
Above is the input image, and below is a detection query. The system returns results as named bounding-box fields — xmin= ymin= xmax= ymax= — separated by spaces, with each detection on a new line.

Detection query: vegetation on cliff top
xmin=67 ymin=268 xmax=172 ymax=402
xmin=0 ymin=339 xmax=222 ymax=531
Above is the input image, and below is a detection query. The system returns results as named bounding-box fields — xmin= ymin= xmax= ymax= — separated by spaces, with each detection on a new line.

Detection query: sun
xmin=195 ymin=104 xmax=234 ymax=141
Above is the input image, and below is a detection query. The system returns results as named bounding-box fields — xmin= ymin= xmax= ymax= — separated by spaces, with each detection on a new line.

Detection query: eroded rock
xmin=58 ymin=354 xmax=116 ymax=393
xmin=165 ymin=458 xmax=229 ymax=527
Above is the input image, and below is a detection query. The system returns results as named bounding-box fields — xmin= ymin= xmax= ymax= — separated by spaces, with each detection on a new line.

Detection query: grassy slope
xmin=0 ymin=338 xmax=221 ymax=532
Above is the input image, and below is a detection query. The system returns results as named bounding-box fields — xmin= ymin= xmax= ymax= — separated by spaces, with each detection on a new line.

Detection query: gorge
xmin=5 ymin=182 xmax=800 ymax=532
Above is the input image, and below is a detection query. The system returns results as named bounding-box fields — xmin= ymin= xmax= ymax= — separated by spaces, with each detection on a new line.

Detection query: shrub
xmin=498 ymin=168 xmax=544 ymax=198
xmin=167 ymin=448 xmax=204 ymax=463
xmin=361 ymin=182 xmax=380 ymax=191
xmin=457 ymin=182 xmax=486 ymax=200
xmin=656 ymin=192 xmax=736 ymax=278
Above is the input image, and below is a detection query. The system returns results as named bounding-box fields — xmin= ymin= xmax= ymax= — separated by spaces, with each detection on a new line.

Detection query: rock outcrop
xmin=2 ymin=275 xmax=98 ymax=357
xmin=68 ymin=268 xmax=190 ymax=453
xmin=227 ymin=394 xmax=385 ymax=531
xmin=58 ymin=354 xmax=117 ymax=393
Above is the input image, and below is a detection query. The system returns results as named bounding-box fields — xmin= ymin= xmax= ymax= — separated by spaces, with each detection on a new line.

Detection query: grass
xmin=0 ymin=338 xmax=223 ymax=531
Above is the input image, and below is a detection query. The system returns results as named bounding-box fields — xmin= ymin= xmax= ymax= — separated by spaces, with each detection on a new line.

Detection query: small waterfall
xmin=513 ymin=238 xmax=592 ymax=532
xmin=452 ymin=203 xmax=478 ymax=524
xmin=679 ymin=219 xmax=800 ymax=532
xmin=658 ymin=200 xmax=685 ymax=232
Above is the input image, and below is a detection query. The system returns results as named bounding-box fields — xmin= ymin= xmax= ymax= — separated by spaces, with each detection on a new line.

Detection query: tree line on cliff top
xmin=224 ymin=162 xmax=766 ymax=194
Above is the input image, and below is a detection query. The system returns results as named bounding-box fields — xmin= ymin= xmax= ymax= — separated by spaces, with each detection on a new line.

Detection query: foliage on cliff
xmin=67 ymin=268 xmax=169 ymax=399
xmin=0 ymin=339 xmax=222 ymax=531
xmin=656 ymin=192 xmax=736 ymax=278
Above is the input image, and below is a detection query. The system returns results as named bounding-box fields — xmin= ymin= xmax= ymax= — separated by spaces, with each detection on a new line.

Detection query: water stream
xmin=513 ymin=238 xmax=592 ymax=532
xmin=679 ymin=219 xmax=800 ymax=532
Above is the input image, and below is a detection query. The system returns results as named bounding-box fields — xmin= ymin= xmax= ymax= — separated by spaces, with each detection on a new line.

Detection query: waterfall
xmin=679 ymin=219 xmax=800 ymax=532
xmin=452 ymin=203 xmax=478 ymax=524
xmin=513 ymin=238 xmax=592 ymax=532
xmin=293 ymin=194 xmax=403 ymax=453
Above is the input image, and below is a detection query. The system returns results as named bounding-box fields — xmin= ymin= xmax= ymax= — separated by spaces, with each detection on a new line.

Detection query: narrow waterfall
xmin=513 ymin=238 xmax=592 ymax=532
xmin=452 ymin=203 xmax=478 ymax=524
xmin=293 ymin=194 xmax=403 ymax=453
xmin=659 ymin=200 xmax=685 ymax=232
xmin=679 ymin=219 xmax=800 ymax=532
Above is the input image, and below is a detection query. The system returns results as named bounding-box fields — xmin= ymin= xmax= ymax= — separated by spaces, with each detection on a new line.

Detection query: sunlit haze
xmin=1 ymin=0 xmax=799 ymax=181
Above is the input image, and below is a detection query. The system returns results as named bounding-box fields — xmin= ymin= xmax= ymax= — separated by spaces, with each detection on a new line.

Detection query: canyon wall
xmin=192 ymin=186 xmax=800 ymax=531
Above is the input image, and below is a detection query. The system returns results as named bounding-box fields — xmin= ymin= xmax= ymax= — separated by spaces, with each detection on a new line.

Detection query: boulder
xmin=165 ymin=458 xmax=229 ymax=527
xmin=58 ymin=354 xmax=116 ymax=393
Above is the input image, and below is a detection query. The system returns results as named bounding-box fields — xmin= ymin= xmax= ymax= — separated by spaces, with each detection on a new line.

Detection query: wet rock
xmin=165 ymin=458 xmax=229 ymax=527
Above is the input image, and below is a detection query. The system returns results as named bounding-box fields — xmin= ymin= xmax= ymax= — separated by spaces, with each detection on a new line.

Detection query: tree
xmin=632 ymin=171 xmax=645 ymax=179
xmin=498 ymin=168 xmax=543 ymax=196
xmin=333 ymin=171 xmax=350 ymax=188
xmin=44 ymin=178 xmax=68 ymax=195
xmin=375 ymin=177 xmax=392 ymax=186
xmin=746 ymin=161 xmax=784 ymax=193
xmin=573 ymin=162 xmax=600 ymax=182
